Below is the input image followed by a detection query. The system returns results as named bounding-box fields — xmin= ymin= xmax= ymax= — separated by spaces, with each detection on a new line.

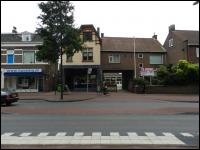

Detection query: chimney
xmin=169 ymin=24 xmax=175 ymax=32
xmin=152 ymin=33 xmax=157 ymax=40
xmin=97 ymin=27 xmax=100 ymax=36
xmin=101 ymin=33 xmax=104 ymax=38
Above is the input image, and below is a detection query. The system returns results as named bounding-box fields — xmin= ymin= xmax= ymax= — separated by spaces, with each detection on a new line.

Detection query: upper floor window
xmin=66 ymin=54 xmax=73 ymax=62
xmin=23 ymin=51 xmax=35 ymax=63
xmin=139 ymin=63 xmax=143 ymax=68
xmin=138 ymin=53 xmax=143 ymax=58
xmin=7 ymin=50 xmax=14 ymax=64
xmin=109 ymin=54 xmax=120 ymax=63
xmin=196 ymin=48 xmax=199 ymax=58
xmin=82 ymin=48 xmax=93 ymax=61
xmin=83 ymin=32 xmax=92 ymax=41
xmin=169 ymin=38 xmax=173 ymax=47
xmin=150 ymin=54 xmax=163 ymax=64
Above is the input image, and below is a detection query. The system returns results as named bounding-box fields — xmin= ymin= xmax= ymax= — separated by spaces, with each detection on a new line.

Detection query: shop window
xmin=17 ymin=76 xmax=36 ymax=89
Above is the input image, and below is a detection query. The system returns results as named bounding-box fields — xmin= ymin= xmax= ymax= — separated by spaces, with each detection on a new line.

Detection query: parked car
xmin=1 ymin=88 xmax=19 ymax=106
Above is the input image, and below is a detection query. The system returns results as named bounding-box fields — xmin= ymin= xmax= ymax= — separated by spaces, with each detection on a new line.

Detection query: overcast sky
xmin=1 ymin=1 xmax=199 ymax=44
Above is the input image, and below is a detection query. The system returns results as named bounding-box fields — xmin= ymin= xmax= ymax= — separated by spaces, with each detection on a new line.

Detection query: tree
xmin=36 ymin=1 xmax=83 ymax=99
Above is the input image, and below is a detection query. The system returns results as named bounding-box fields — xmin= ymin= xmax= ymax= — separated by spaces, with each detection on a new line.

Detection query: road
xmin=1 ymin=94 xmax=199 ymax=149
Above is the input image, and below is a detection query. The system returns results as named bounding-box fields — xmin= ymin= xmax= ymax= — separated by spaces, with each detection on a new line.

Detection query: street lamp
xmin=133 ymin=36 xmax=137 ymax=79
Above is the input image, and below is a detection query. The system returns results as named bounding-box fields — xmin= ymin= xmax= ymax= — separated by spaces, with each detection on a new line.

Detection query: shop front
xmin=3 ymin=69 xmax=44 ymax=92
xmin=63 ymin=65 xmax=101 ymax=92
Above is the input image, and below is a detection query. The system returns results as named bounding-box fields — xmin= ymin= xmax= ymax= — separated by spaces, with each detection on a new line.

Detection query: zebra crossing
xmin=1 ymin=131 xmax=198 ymax=145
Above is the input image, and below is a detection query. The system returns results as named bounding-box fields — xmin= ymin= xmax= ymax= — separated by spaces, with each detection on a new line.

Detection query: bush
xmin=155 ymin=60 xmax=199 ymax=86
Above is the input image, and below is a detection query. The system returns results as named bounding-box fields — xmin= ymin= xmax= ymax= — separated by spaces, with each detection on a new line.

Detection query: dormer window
xmin=83 ymin=32 xmax=92 ymax=41
xmin=22 ymin=32 xmax=32 ymax=41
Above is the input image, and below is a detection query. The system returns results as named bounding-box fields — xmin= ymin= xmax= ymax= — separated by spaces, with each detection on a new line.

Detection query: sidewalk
xmin=19 ymin=92 xmax=98 ymax=102
xmin=18 ymin=91 xmax=199 ymax=102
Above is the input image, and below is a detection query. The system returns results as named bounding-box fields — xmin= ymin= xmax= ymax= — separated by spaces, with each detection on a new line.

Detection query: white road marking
xmin=56 ymin=132 xmax=67 ymax=136
xmin=1 ymin=131 xmax=187 ymax=145
xmin=37 ymin=132 xmax=49 ymax=136
xmin=1 ymin=132 xmax=15 ymax=137
xmin=180 ymin=132 xmax=194 ymax=137
xmin=19 ymin=133 xmax=32 ymax=137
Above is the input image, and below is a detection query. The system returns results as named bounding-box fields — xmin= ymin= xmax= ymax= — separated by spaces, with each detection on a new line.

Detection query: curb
xmin=19 ymin=97 xmax=96 ymax=102
xmin=44 ymin=97 xmax=96 ymax=102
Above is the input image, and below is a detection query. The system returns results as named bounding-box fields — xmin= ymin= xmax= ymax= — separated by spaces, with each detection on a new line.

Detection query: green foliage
xmin=156 ymin=65 xmax=169 ymax=78
xmin=133 ymin=78 xmax=148 ymax=86
xmin=155 ymin=60 xmax=199 ymax=85
xmin=36 ymin=1 xmax=83 ymax=63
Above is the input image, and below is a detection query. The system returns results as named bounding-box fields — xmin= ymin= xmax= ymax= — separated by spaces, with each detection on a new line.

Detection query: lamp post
xmin=133 ymin=36 xmax=137 ymax=79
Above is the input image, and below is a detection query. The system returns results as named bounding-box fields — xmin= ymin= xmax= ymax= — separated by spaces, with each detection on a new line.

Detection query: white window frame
xmin=169 ymin=38 xmax=173 ymax=47
xmin=138 ymin=53 xmax=143 ymax=58
xmin=108 ymin=54 xmax=120 ymax=63
xmin=196 ymin=48 xmax=199 ymax=58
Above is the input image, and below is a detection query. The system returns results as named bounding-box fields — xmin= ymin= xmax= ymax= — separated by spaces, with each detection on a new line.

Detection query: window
xmin=22 ymin=32 xmax=31 ymax=41
xmin=196 ymin=48 xmax=199 ymax=58
xmin=138 ymin=53 xmax=143 ymax=58
xmin=82 ymin=48 xmax=93 ymax=61
xmin=23 ymin=51 xmax=35 ymax=63
xmin=7 ymin=50 xmax=14 ymax=64
xmin=150 ymin=54 xmax=163 ymax=64
xmin=139 ymin=63 xmax=143 ymax=68
xmin=169 ymin=38 xmax=173 ymax=47
xmin=109 ymin=54 xmax=120 ymax=63
xmin=83 ymin=32 xmax=92 ymax=41
xmin=66 ymin=54 xmax=72 ymax=62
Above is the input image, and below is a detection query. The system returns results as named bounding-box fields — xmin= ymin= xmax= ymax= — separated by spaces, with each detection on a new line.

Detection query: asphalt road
xmin=1 ymin=97 xmax=199 ymax=148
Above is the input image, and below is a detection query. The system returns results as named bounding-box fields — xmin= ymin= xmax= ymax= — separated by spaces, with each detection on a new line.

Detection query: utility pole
xmin=133 ymin=37 xmax=137 ymax=79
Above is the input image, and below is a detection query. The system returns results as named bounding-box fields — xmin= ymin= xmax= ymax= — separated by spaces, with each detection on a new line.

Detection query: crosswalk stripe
xmin=145 ymin=132 xmax=156 ymax=136
xmin=38 ymin=132 xmax=49 ymax=136
xmin=180 ymin=132 xmax=194 ymax=137
xmin=1 ymin=132 xmax=15 ymax=136
xmin=163 ymin=132 xmax=175 ymax=137
xmin=74 ymin=132 xmax=84 ymax=136
xmin=56 ymin=132 xmax=67 ymax=136
xmin=92 ymin=132 xmax=101 ymax=136
xmin=110 ymin=132 xmax=120 ymax=136
xmin=20 ymin=133 xmax=32 ymax=137
xmin=127 ymin=132 xmax=138 ymax=136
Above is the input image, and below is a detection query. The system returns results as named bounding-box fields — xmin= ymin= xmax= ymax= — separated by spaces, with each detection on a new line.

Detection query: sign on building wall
xmin=140 ymin=68 xmax=155 ymax=76
xmin=4 ymin=69 xmax=42 ymax=73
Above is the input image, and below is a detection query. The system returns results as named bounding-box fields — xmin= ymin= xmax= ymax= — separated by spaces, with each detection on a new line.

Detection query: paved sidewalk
xmin=19 ymin=92 xmax=98 ymax=102
xmin=18 ymin=91 xmax=199 ymax=102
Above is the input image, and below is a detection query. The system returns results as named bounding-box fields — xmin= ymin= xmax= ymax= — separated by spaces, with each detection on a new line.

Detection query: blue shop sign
xmin=4 ymin=69 xmax=43 ymax=76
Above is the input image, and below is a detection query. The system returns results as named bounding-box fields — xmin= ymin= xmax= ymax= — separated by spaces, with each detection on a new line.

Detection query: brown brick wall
xmin=188 ymin=46 xmax=199 ymax=64
xmin=1 ymin=55 xmax=6 ymax=63
xmin=163 ymin=31 xmax=199 ymax=65
xmin=14 ymin=55 xmax=22 ymax=63
xmin=101 ymin=51 xmax=166 ymax=77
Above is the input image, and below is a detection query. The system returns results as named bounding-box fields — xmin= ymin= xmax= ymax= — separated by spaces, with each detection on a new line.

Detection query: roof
xmin=173 ymin=30 xmax=199 ymax=45
xmin=1 ymin=33 xmax=43 ymax=43
xmin=101 ymin=37 xmax=166 ymax=52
